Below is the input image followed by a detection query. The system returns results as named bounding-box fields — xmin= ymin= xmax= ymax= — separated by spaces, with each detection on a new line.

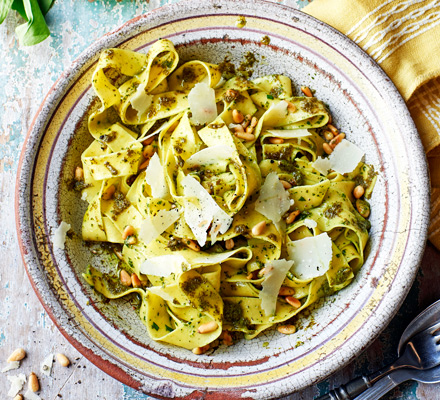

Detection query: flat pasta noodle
xmin=79 ymin=39 xmax=375 ymax=352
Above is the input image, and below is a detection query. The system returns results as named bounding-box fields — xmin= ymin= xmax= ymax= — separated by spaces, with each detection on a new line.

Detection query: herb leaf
xmin=0 ymin=0 xmax=14 ymax=24
xmin=15 ymin=0 xmax=50 ymax=46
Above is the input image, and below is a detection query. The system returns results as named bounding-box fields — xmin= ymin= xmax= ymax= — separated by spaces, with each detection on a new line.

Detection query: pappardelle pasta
xmin=79 ymin=39 xmax=376 ymax=353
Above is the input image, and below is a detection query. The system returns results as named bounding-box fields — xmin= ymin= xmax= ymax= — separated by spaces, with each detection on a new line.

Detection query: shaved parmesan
xmin=130 ymin=83 xmax=153 ymax=117
xmin=145 ymin=153 xmax=169 ymax=198
xmin=259 ymin=259 xmax=294 ymax=316
xmin=263 ymin=100 xmax=289 ymax=127
xmin=255 ymin=172 xmax=291 ymax=229
xmin=185 ymin=145 xmax=234 ymax=168
xmin=266 ymin=129 xmax=311 ymax=138
xmin=287 ymin=233 xmax=333 ymax=280
xmin=148 ymin=286 xmax=175 ymax=302
xmin=188 ymin=82 xmax=217 ymax=125
xmin=181 ymin=175 xmax=233 ymax=246
xmin=140 ymin=254 xmax=188 ymax=277
xmin=52 ymin=221 xmax=71 ymax=250
xmin=40 ymin=353 xmax=53 ymax=376
xmin=7 ymin=373 xmax=26 ymax=397
xmin=303 ymin=219 xmax=317 ymax=229
xmin=24 ymin=390 xmax=42 ymax=400
xmin=312 ymin=139 xmax=364 ymax=175
xmin=139 ymin=209 xmax=180 ymax=245
xmin=2 ymin=361 xmax=19 ymax=373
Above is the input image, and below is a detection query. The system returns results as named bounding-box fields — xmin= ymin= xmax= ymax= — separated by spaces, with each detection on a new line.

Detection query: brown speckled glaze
xmin=15 ymin=0 xmax=430 ymax=399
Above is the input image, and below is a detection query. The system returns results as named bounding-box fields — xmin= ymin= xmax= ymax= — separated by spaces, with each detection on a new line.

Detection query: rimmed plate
xmin=15 ymin=0 xmax=430 ymax=398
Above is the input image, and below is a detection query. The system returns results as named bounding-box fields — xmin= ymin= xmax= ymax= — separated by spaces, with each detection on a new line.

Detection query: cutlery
xmin=316 ymin=299 xmax=440 ymax=400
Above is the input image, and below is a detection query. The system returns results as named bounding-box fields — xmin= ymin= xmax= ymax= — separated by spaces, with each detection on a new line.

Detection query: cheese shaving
xmin=287 ymin=233 xmax=333 ymax=280
xmin=266 ymin=129 xmax=311 ymax=138
xmin=259 ymin=259 xmax=294 ymax=316
xmin=263 ymin=100 xmax=289 ymax=127
xmin=185 ymin=145 xmax=234 ymax=168
xmin=255 ymin=172 xmax=291 ymax=229
xmin=40 ymin=353 xmax=54 ymax=376
xmin=145 ymin=153 xmax=169 ymax=198
xmin=7 ymin=373 xmax=26 ymax=397
xmin=303 ymin=219 xmax=317 ymax=229
xmin=139 ymin=209 xmax=180 ymax=245
xmin=181 ymin=175 xmax=233 ymax=246
xmin=130 ymin=83 xmax=153 ymax=118
xmin=188 ymin=82 xmax=217 ymax=125
xmin=148 ymin=286 xmax=175 ymax=302
xmin=24 ymin=390 xmax=42 ymax=400
xmin=52 ymin=221 xmax=71 ymax=250
xmin=2 ymin=361 xmax=20 ymax=373
xmin=140 ymin=254 xmax=188 ymax=277
xmin=312 ymin=139 xmax=364 ymax=175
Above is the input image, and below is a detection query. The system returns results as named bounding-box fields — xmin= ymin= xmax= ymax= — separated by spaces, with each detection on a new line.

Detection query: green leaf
xmin=0 ymin=0 xmax=14 ymax=24
xmin=37 ymin=0 xmax=55 ymax=15
xmin=11 ymin=0 xmax=26 ymax=20
xmin=15 ymin=0 xmax=50 ymax=46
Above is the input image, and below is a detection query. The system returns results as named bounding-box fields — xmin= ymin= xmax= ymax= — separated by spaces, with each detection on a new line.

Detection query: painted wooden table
xmin=1 ymin=1 xmax=439 ymax=399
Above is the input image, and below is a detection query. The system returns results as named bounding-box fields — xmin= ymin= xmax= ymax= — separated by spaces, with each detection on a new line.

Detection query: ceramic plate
xmin=15 ymin=0 xmax=430 ymax=398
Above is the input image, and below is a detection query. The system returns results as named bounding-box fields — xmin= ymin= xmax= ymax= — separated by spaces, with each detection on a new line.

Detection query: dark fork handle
xmin=316 ymin=376 xmax=372 ymax=400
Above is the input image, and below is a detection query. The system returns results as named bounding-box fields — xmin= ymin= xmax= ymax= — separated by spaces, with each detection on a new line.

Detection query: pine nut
xmin=258 ymin=265 xmax=273 ymax=277
xmin=286 ymin=101 xmax=297 ymax=113
xmin=102 ymin=185 xmax=116 ymax=200
xmin=232 ymin=109 xmax=244 ymax=123
xmin=353 ymin=185 xmax=365 ymax=199
xmin=323 ymin=131 xmax=334 ymax=141
xmin=323 ymin=143 xmax=333 ymax=155
xmin=192 ymin=344 xmax=210 ymax=355
xmin=252 ymin=220 xmax=267 ymax=236
xmin=122 ymin=225 xmax=135 ymax=240
xmin=285 ymin=210 xmax=300 ymax=224
xmin=225 ymin=89 xmax=239 ymax=101
xmin=279 ymin=286 xmax=295 ymax=296
xmin=234 ymin=124 xmax=244 ymax=134
xmin=186 ymin=239 xmax=200 ymax=252
xmin=327 ymin=124 xmax=338 ymax=134
xmin=114 ymin=249 xmax=123 ymax=260
xmin=221 ymin=330 xmax=233 ymax=346
xmin=120 ymin=270 xmax=132 ymax=286
xmin=56 ymin=353 xmax=70 ymax=367
xmin=126 ymin=236 xmax=137 ymax=245
xmin=235 ymin=130 xmax=255 ymax=141
xmin=225 ymin=238 xmax=234 ymax=250
xmin=13 ymin=395 xmax=23 ymax=400
xmin=356 ymin=199 xmax=370 ymax=218
xmin=139 ymin=158 xmax=150 ymax=170
xmin=246 ymin=271 xmax=256 ymax=280
xmin=7 ymin=348 xmax=26 ymax=362
xmin=285 ymin=296 xmax=301 ymax=308
xmin=142 ymin=136 xmax=155 ymax=146
xmin=301 ymin=86 xmax=313 ymax=97
xmin=277 ymin=324 xmax=297 ymax=334
xmin=269 ymin=137 xmax=284 ymax=144
xmin=241 ymin=114 xmax=251 ymax=128
xmin=280 ymin=180 xmax=292 ymax=189
xmin=74 ymin=166 xmax=84 ymax=181
xmin=198 ymin=321 xmax=218 ymax=334
xmin=142 ymin=144 xmax=155 ymax=158
xmin=29 ymin=372 xmax=39 ymax=392
xmin=329 ymin=133 xmax=345 ymax=149
xmin=250 ymin=117 xmax=258 ymax=129
xmin=245 ymin=126 xmax=254 ymax=135
xmin=131 ymin=273 xmax=142 ymax=288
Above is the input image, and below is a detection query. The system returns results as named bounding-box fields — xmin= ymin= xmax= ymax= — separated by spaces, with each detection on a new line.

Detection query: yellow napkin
xmin=304 ymin=0 xmax=440 ymax=249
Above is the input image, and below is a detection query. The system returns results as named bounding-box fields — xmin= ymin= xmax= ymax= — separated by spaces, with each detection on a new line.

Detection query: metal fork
xmin=317 ymin=320 xmax=440 ymax=400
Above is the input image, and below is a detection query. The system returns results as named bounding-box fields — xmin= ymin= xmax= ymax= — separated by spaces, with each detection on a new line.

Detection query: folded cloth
xmin=304 ymin=0 xmax=440 ymax=249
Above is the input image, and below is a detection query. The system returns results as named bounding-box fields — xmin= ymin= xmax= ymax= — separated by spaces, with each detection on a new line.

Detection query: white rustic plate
xmin=15 ymin=0 xmax=430 ymax=398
